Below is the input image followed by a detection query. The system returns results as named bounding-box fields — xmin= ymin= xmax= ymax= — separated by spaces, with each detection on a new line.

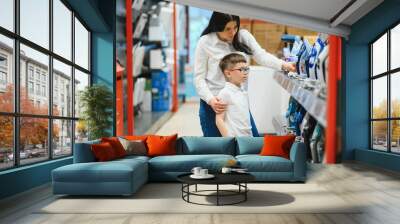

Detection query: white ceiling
xmin=173 ymin=0 xmax=384 ymax=37
xmin=225 ymin=0 xmax=352 ymax=22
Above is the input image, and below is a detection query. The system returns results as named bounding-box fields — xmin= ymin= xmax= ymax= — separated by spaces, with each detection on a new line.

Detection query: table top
xmin=177 ymin=172 xmax=255 ymax=185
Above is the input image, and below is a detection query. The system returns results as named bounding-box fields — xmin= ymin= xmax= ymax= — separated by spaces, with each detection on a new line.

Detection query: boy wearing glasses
xmin=216 ymin=53 xmax=253 ymax=137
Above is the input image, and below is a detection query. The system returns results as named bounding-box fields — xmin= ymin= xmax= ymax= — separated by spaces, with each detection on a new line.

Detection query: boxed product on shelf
xmin=133 ymin=13 xmax=148 ymax=39
xmin=151 ymin=70 xmax=171 ymax=112
xmin=142 ymin=80 xmax=152 ymax=112
xmin=132 ymin=0 xmax=144 ymax=11
xmin=149 ymin=24 xmax=165 ymax=42
xmin=150 ymin=49 xmax=164 ymax=69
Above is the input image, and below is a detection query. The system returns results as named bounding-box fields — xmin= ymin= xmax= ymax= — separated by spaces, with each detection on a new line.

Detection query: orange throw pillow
xmin=123 ymin=135 xmax=150 ymax=141
xmin=146 ymin=134 xmax=178 ymax=157
xmin=91 ymin=142 xmax=117 ymax=161
xmin=101 ymin=137 xmax=126 ymax=158
xmin=259 ymin=135 xmax=296 ymax=159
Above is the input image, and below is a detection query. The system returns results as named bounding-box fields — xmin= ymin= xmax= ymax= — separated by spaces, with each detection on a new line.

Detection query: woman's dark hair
xmin=201 ymin=12 xmax=252 ymax=55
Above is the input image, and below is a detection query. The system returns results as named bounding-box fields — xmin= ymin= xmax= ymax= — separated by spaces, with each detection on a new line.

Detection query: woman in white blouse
xmin=194 ymin=12 xmax=296 ymax=137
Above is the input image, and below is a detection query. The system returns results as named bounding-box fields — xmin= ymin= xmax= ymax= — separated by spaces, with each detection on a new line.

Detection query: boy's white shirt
xmin=217 ymin=82 xmax=252 ymax=137
xmin=194 ymin=29 xmax=284 ymax=103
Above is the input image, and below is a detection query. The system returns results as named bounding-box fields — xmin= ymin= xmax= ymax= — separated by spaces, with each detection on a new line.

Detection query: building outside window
xmin=42 ymin=85 xmax=46 ymax=97
xmin=0 ymin=0 xmax=91 ymax=170
xmin=28 ymin=81 xmax=34 ymax=94
xmin=36 ymin=83 xmax=40 ymax=95
xmin=29 ymin=66 xmax=34 ymax=80
xmin=41 ymin=73 xmax=46 ymax=83
xmin=0 ymin=71 xmax=6 ymax=85
xmin=0 ymin=54 xmax=7 ymax=87
xmin=0 ymin=54 xmax=7 ymax=67
xmin=35 ymin=70 xmax=40 ymax=81
xmin=371 ymin=23 xmax=400 ymax=154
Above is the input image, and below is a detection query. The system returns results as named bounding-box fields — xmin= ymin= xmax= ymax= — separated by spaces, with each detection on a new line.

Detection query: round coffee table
xmin=177 ymin=173 xmax=255 ymax=206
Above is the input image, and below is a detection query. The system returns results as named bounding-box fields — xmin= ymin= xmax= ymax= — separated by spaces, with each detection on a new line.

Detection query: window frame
xmin=0 ymin=0 xmax=92 ymax=171
xmin=370 ymin=20 xmax=400 ymax=154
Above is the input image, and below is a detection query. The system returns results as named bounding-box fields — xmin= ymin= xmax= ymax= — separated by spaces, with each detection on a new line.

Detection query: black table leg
xmin=195 ymin=184 xmax=197 ymax=192
xmin=245 ymin=183 xmax=247 ymax=201
xmin=217 ymin=184 xmax=219 ymax=206
xmin=187 ymin=184 xmax=190 ymax=202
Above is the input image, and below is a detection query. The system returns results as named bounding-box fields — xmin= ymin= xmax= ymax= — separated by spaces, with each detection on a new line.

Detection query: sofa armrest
xmin=289 ymin=142 xmax=307 ymax=181
xmin=73 ymin=140 xmax=100 ymax=163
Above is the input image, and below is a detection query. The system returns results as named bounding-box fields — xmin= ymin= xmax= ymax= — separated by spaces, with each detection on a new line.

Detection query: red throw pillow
xmin=123 ymin=135 xmax=150 ymax=141
xmin=101 ymin=137 xmax=126 ymax=158
xmin=259 ymin=135 xmax=296 ymax=159
xmin=91 ymin=142 xmax=117 ymax=161
xmin=146 ymin=134 xmax=178 ymax=157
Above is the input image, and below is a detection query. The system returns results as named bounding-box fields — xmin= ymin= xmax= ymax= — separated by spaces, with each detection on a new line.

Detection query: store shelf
xmin=273 ymin=72 xmax=326 ymax=127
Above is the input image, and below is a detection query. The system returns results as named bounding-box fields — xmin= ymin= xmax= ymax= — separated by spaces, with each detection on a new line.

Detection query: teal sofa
xmin=52 ymin=137 xmax=306 ymax=196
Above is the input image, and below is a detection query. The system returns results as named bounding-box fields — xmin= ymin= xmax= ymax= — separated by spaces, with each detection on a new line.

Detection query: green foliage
xmin=372 ymin=99 xmax=400 ymax=140
xmin=79 ymin=84 xmax=113 ymax=140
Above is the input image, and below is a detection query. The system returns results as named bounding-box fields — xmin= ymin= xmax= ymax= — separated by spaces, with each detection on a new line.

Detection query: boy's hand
xmin=209 ymin=97 xmax=227 ymax=114
xmin=282 ymin=62 xmax=296 ymax=72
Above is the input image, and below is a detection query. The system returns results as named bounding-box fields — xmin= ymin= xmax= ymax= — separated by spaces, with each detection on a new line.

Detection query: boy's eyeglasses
xmin=230 ymin=66 xmax=250 ymax=73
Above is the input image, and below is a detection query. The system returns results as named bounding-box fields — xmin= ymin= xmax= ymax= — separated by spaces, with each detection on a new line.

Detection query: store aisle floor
xmin=156 ymin=101 xmax=203 ymax=136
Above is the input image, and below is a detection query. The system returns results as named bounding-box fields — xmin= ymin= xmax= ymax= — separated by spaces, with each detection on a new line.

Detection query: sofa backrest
xmin=235 ymin=137 xmax=264 ymax=155
xmin=73 ymin=139 xmax=100 ymax=163
xmin=177 ymin=136 xmax=236 ymax=155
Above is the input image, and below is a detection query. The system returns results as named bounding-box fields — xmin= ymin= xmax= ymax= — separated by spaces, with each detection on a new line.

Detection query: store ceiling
xmin=174 ymin=0 xmax=384 ymax=37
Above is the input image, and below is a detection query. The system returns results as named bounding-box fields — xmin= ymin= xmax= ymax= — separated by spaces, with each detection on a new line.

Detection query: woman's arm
xmin=215 ymin=112 xmax=229 ymax=137
xmin=194 ymin=39 xmax=215 ymax=104
xmin=239 ymin=29 xmax=293 ymax=71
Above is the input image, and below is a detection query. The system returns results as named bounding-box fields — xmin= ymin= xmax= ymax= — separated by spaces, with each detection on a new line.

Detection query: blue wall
xmin=0 ymin=158 xmax=72 ymax=199
xmin=343 ymin=0 xmax=400 ymax=170
xmin=0 ymin=0 xmax=115 ymax=200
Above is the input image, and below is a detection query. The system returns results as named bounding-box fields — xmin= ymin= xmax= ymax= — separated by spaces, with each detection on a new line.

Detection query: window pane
xmin=20 ymin=117 xmax=49 ymax=165
xmin=391 ymin=72 xmax=400 ymax=118
xmin=0 ymin=116 xmax=13 ymax=170
xmin=75 ymin=18 xmax=89 ymax=70
xmin=74 ymin=69 xmax=89 ymax=118
xmin=372 ymin=33 xmax=387 ymax=76
xmin=0 ymin=0 xmax=14 ymax=31
xmin=391 ymin=24 xmax=400 ymax=70
xmin=372 ymin=77 xmax=387 ymax=119
xmin=20 ymin=0 xmax=49 ymax=49
xmin=53 ymin=0 xmax=72 ymax=60
xmin=75 ymin=120 xmax=88 ymax=143
xmin=53 ymin=119 xmax=72 ymax=158
xmin=20 ymin=44 xmax=49 ymax=115
xmin=53 ymin=59 xmax=72 ymax=117
xmin=391 ymin=120 xmax=400 ymax=153
xmin=372 ymin=121 xmax=388 ymax=151
xmin=0 ymin=35 xmax=14 ymax=113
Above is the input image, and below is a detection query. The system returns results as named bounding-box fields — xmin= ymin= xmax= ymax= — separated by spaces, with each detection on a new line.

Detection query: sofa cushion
xmin=260 ymin=135 xmax=296 ymax=159
xmin=101 ymin=137 xmax=127 ymax=158
xmin=115 ymin=155 xmax=150 ymax=163
xmin=236 ymin=155 xmax=293 ymax=172
xmin=236 ymin=137 xmax=264 ymax=155
xmin=149 ymin=154 xmax=235 ymax=172
xmin=53 ymin=159 xmax=147 ymax=183
xmin=118 ymin=137 xmax=147 ymax=156
xmin=73 ymin=139 xmax=100 ymax=163
xmin=91 ymin=142 xmax=118 ymax=161
xmin=147 ymin=134 xmax=178 ymax=157
xmin=177 ymin=137 xmax=236 ymax=155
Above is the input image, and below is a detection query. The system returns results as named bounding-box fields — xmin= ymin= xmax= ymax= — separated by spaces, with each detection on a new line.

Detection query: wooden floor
xmin=1 ymin=162 xmax=400 ymax=224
